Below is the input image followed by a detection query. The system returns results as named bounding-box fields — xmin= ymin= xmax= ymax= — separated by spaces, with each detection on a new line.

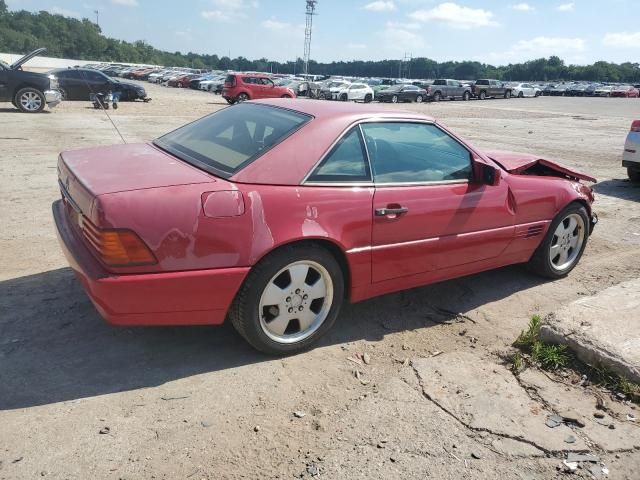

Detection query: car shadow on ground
xmin=0 ymin=265 xmax=547 ymax=410
xmin=0 ymin=107 xmax=52 ymax=114
xmin=595 ymin=179 xmax=640 ymax=202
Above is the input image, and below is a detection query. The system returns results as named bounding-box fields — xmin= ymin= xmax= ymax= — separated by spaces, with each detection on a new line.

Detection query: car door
xmin=60 ymin=70 xmax=84 ymax=99
xmin=363 ymin=121 xmax=515 ymax=283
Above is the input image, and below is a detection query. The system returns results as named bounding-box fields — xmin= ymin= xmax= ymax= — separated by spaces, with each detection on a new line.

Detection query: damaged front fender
xmin=485 ymin=150 xmax=597 ymax=183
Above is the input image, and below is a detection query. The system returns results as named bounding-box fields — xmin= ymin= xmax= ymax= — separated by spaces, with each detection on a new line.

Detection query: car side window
xmin=307 ymin=127 xmax=371 ymax=182
xmin=360 ymin=123 xmax=472 ymax=184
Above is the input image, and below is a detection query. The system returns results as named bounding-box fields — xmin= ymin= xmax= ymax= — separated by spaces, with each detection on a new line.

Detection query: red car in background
xmin=53 ymin=100 xmax=596 ymax=354
xmin=167 ymin=74 xmax=200 ymax=88
xmin=611 ymin=85 xmax=639 ymax=98
xmin=222 ymin=73 xmax=295 ymax=104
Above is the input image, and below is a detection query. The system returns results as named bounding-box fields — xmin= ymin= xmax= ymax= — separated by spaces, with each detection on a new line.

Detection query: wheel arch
xmin=250 ymin=238 xmax=352 ymax=300
xmin=13 ymin=83 xmax=46 ymax=98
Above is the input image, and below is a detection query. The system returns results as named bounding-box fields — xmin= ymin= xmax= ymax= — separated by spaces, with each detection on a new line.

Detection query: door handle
xmin=375 ymin=206 xmax=409 ymax=216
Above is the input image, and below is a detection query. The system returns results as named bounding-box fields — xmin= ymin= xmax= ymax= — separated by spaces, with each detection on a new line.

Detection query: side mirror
xmin=480 ymin=163 xmax=501 ymax=186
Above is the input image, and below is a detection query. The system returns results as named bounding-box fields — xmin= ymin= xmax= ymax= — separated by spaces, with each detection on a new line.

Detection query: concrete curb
xmin=540 ymin=279 xmax=640 ymax=384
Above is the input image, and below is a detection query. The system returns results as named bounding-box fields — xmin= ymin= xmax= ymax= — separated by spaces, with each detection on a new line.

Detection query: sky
xmin=7 ymin=0 xmax=640 ymax=65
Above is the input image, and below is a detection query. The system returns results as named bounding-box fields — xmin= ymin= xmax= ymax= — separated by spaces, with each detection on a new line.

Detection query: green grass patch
xmin=512 ymin=315 xmax=569 ymax=371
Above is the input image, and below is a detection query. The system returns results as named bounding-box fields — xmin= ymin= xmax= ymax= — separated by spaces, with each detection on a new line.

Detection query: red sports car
xmin=53 ymin=99 xmax=597 ymax=354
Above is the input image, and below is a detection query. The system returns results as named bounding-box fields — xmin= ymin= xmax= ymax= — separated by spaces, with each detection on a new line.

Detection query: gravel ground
xmin=1 ymin=83 xmax=639 ymax=479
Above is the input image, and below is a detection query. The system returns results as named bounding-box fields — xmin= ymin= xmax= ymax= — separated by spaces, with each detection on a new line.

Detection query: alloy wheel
xmin=259 ymin=260 xmax=333 ymax=344
xmin=549 ymin=213 xmax=585 ymax=272
xmin=20 ymin=91 xmax=43 ymax=112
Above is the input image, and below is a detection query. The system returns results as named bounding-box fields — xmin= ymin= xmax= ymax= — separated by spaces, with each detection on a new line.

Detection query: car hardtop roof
xmin=250 ymin=98 xmax=434 ymax=122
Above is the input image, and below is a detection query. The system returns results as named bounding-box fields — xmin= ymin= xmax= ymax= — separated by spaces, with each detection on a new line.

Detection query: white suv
xmin=623 ymin=120 xmax=640 ymax=182
xmin=333 ymin=83 xmax=374 ymax=102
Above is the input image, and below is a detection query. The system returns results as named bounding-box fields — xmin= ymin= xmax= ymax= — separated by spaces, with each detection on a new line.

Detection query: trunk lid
xmin=58 ymin=143 xmax=215 ymax=217
xmin=60 ymin=143 xmax=214 ymax=196
xmin=485 ymin=150 xmax=597 ymax=183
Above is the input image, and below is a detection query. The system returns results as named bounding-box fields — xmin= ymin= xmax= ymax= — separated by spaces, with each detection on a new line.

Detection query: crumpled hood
xmin=485 ymin=150 xmax=597 ymax=183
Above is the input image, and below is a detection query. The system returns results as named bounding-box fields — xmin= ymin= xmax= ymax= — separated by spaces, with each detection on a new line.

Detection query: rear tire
xmin=504 ymin=90 xmax=511 ymax=99
xmin=433 ymin=92 xmax=441 ymax=102
xmin=229 ymin=244 xmax=345 ymax=355
xmin=463 ymin=91 xmax=470 ymax=101
xmin=628 ymin=168 xmax=640 ymax=182
xmin=340 ymin=93 xmax=348 ymax=102
xmin=391 ymin=95 xmax=398 ymax=103
xmin=364 ymin=94 xmax=373 ymax=103
xmin=527 ymin=203 xmax=590 ymax=279
xmin=415 ymin=95 xmax=423 ymax=103
xmin=479 ymin=91 xmax=487 ymax=100
xmin=237 ymin=93 xmax=249 ymax=102
xmin=518 ymin=91 xmax=524 ymax=98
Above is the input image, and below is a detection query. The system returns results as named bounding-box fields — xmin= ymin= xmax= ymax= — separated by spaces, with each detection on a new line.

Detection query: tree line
xmin=1 ymin=2 xmax=639 ymax=83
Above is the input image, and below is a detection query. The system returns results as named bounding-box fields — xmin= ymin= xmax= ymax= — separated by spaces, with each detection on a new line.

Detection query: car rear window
xmin=475 ymin=80 xmax=489 ymax=85
xmin=154 ymin=103 xmax=311 ymax=178
xmin=433 ymin=80 xmax=446 ymax=85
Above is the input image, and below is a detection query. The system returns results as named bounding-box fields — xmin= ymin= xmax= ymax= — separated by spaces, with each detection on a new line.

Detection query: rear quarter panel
xmin=95 ymin=183 xmax=374 ymax=295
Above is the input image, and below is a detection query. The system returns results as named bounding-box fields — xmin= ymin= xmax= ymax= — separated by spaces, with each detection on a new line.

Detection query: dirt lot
xmin=1 ymin=84 xmax=639 ymax=479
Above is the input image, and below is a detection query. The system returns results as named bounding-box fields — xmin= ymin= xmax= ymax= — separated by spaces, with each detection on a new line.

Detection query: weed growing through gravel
xmin=513 ymin=314 xmax=569 ymax=370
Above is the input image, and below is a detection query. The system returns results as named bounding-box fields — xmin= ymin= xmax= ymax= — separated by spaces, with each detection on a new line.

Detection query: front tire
xmin=527 ymin=203 xmax=590 ymax=279
xmin=15 ymin=87 xmax=46 ymax=113
xmin=415 ymin=95 xmax=423 ymax=103
xmin=229 ymin=244 xmax=345 ymax=355
xmin=391 ymin=95 xmax=398 ymax=103
xmin=628 ymin=168 xmax=640 ymax=182
xmin=463 ymin=91 xmax=470 ymax=101
xmin=504 ymin=90 xmax=511 ymax=99
xmin=479 ymin=91 xmax=487 ymax=100
xmin=364 ymin=94 xmax=373 ymax=103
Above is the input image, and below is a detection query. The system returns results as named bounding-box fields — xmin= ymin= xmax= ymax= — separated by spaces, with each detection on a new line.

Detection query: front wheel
xmin=504 ymin=90 xmax=511 ymax=99
xmin=340 ymin=93 xmax=348 ymax=102
xmin=415 ymin=95 xmax=423 ymax=103
xmin=391 ymin=95 xmax=398 ymax=103
xmin=628 ymin=168 xmax=640 ymax=182
xmin=527 ymin=203 xmax=590 ymax=279
xmin=15 ymin=87 xmax=46 ymax=113
xmin=479 ymin=91 xmax=487 ymax=100
xmin=463 ymin=91 xmax=470 ymax=101
xmin=364 ymin=94 xmax=373 ymax=103
xmin=229 ymin=244 xmax=345 ymax=355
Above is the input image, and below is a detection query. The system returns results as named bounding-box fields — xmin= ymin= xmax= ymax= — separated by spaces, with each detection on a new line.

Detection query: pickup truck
xmin=428 ymin=79 xmax=472 ymax=101
xmin=0 ymin=48 xmax=62 ymax=112
xmin=472 ymin=79 xmax=512 ymax=100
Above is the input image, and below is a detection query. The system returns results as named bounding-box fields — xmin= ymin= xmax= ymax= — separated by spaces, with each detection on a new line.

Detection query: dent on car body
xmin=485 ymin=150 xmax=597 ymax=183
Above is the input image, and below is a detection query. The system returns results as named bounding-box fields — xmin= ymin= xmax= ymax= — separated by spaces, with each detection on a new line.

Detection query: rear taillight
xmin=631 ymin=120 xmax=640 ymax=133
xmin=81 ymin=219 xmax=156 ymax=267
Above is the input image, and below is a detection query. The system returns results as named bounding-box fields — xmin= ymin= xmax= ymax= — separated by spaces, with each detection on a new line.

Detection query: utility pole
xmin=94 ymin=10 xmax=99 ymax=28
xmin=303 ymin=1 xmax=318 ymax=76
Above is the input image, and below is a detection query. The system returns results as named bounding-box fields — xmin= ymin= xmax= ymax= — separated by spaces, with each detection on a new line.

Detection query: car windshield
xmin=154 ymin=103 xmax=312 ymax=178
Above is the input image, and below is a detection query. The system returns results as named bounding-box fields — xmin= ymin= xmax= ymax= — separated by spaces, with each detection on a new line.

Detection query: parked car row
xmin=541 ymin=82 xmax=640 ymax=98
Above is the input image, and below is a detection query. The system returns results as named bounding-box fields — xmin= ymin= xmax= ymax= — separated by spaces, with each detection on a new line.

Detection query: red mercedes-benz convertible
xmin=53 ymin=99 xmax=597 ymax=354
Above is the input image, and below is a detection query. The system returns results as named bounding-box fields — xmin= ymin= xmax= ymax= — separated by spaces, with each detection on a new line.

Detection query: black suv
xmin=0 ymin=48 xmax=62 ymax=113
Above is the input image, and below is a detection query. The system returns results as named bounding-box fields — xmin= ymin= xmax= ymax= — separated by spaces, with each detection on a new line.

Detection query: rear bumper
xmin=52 ymin=200 xmax=249 ymax=326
